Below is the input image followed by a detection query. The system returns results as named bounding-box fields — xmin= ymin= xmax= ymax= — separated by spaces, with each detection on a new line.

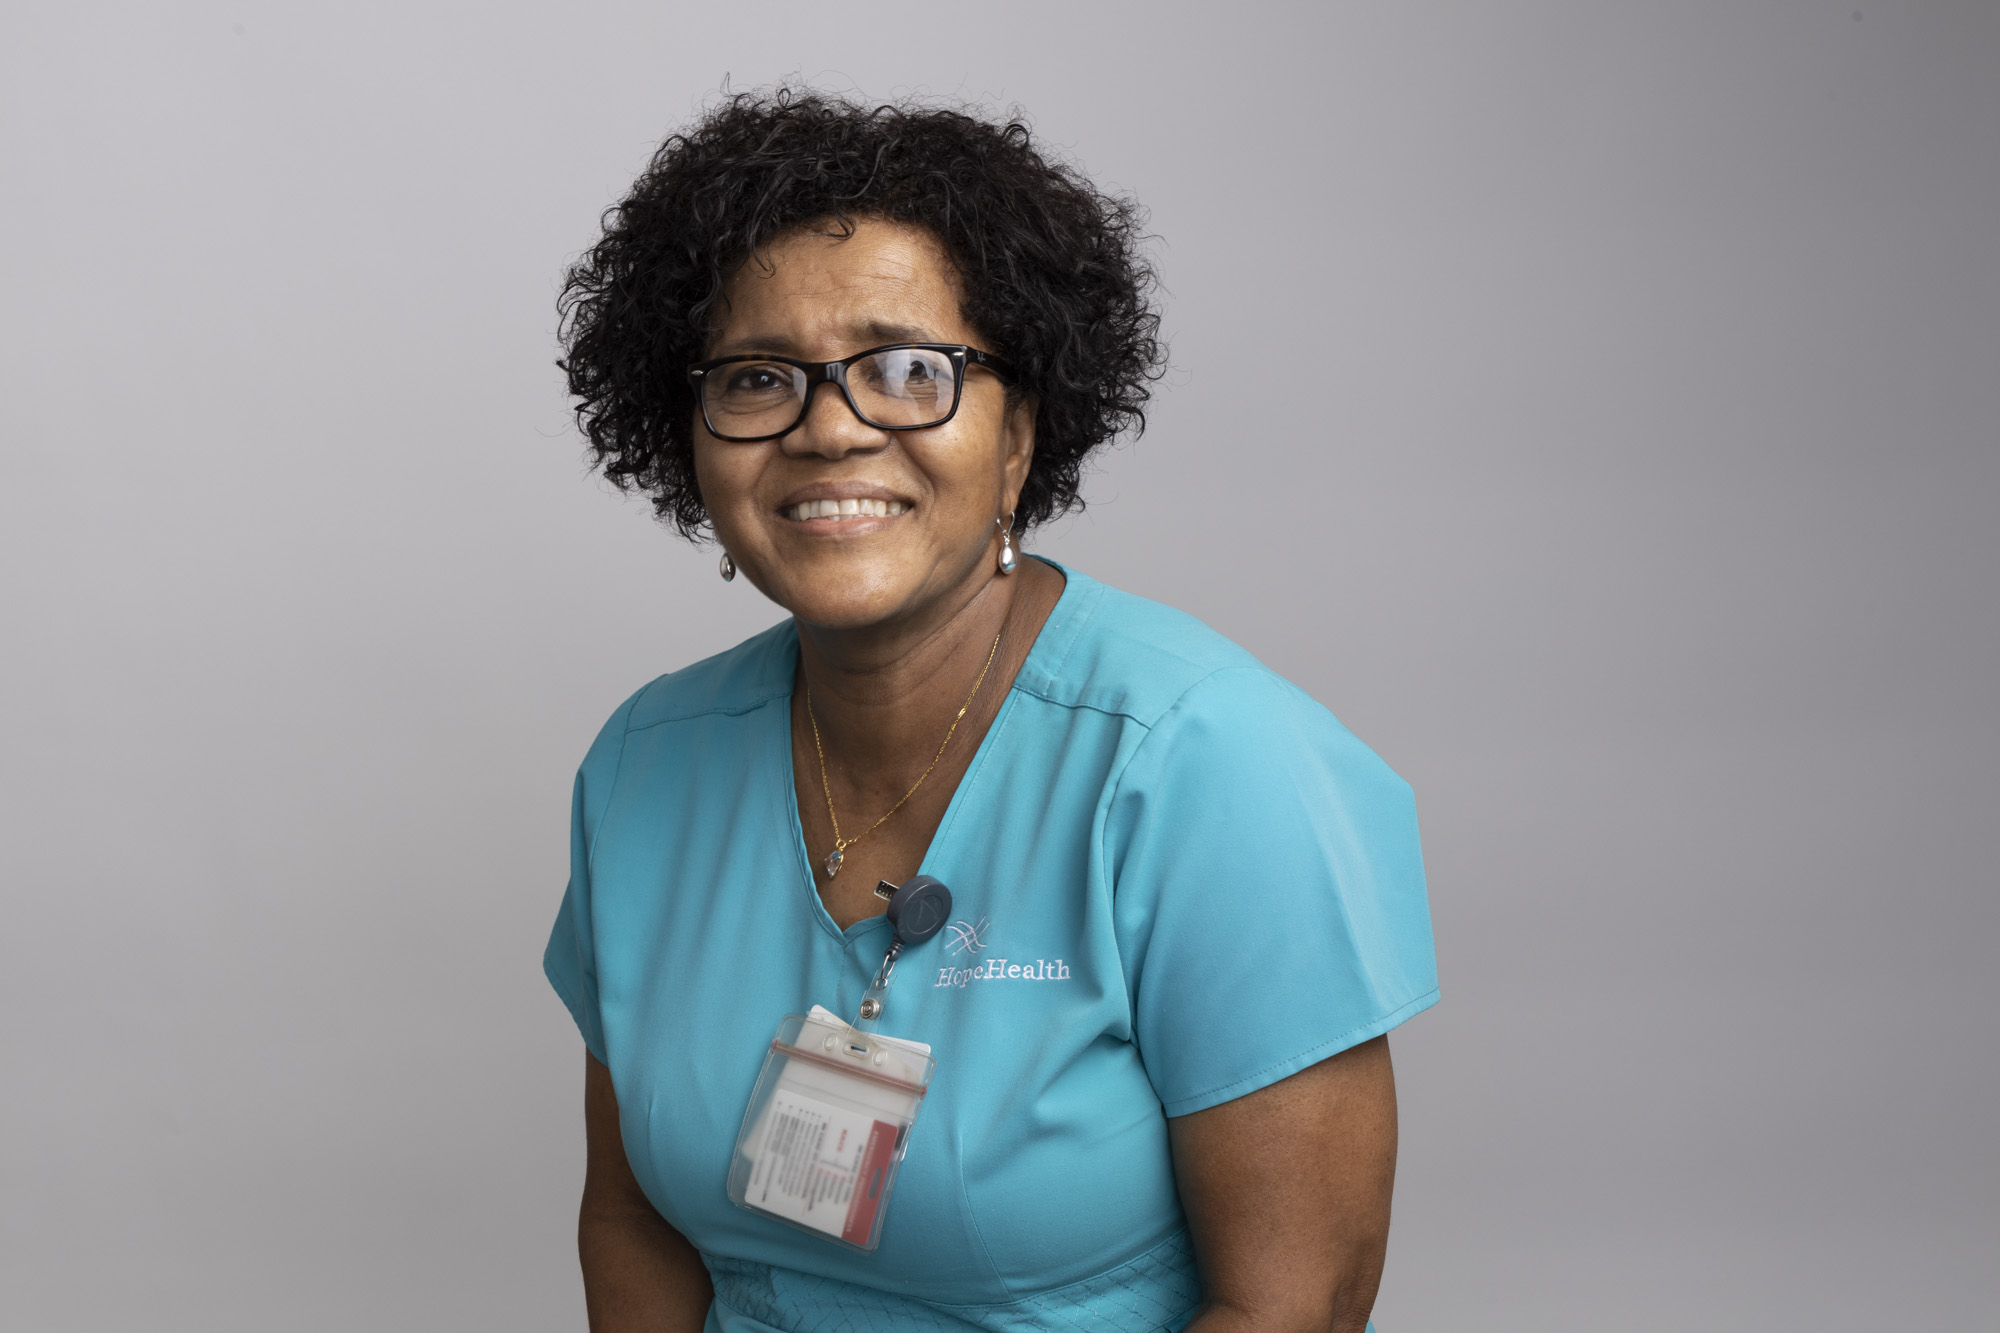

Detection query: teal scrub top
xmin=545 ymin=563 xmax=1438 ymax=1332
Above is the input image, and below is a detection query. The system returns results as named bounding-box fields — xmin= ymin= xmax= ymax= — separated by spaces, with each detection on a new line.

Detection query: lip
xmin=774 ymin=481 xmax=915 ymax=533
xmin=776 ymin=481 xmax=913 ymax=508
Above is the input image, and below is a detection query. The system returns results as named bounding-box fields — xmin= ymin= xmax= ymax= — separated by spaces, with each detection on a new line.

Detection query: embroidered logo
xmin=945 ymin=916 xmax=991 ymax=955
xmin=932 ymin=913 xmax=1071 ymax=989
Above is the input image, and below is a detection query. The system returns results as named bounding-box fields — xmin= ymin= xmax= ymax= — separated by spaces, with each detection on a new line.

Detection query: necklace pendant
xmin=825 ymin=846 xmax=844 ymax=878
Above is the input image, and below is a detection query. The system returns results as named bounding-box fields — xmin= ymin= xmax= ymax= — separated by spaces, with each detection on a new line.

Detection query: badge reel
xmin=727 ymin=875 xmax=952 ymax=1251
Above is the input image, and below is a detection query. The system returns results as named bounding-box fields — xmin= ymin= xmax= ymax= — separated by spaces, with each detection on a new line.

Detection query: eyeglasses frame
xmin=686 ymin=342 xmax=1016 ymax=443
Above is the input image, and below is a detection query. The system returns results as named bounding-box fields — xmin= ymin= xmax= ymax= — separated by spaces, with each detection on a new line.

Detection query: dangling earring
xmin=719 ymin=551 xmax=737 ymax=582
xmin=996 ymin=514 xmax=1018 ymax=575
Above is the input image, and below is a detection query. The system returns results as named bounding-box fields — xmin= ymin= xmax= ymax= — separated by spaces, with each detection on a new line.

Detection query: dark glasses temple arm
xmin=964 ymin=348 xmax=1015 ymax=379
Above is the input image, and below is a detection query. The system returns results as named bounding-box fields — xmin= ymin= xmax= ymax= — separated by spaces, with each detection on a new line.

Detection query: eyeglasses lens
xmin=847 ymin=348 xmax=957 ymax=427
xmin=702 ymin=349 xmax=960 ymax=438
xmin=703 ymin=362 xmax=809 ymax=439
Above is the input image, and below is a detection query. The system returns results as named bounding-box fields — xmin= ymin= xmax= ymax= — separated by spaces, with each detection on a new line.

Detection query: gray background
xmin=3 ymin=2 xmax=1995 ymax=1329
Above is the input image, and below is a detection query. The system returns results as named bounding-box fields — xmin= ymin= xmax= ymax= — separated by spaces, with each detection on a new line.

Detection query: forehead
xmin=710 ymin=219 xmax=971 ymax=353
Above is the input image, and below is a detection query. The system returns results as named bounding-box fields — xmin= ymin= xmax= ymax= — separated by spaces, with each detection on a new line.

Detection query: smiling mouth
xmin=782 ymin=498 xmax=911 ymax=521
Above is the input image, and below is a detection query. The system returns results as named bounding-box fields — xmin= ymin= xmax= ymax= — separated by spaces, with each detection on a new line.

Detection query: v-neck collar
xmin=771 ymin=558 xmax=1093 ymax=944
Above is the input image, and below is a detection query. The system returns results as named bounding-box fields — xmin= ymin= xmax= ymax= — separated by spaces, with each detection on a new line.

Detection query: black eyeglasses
xmin=687 ymin=343 xmax=1015 ymax=443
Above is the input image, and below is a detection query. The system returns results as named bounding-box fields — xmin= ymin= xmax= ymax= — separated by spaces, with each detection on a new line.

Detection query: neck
xmin=794 ymin=558 xmax=1059 ymax=784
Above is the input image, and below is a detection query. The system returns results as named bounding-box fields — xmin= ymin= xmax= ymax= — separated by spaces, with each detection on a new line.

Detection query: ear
xmin=998 ymin=392 xmax=1039 ymax=516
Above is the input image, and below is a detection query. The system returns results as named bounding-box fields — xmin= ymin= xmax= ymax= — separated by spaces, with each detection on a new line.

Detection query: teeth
xmin=784 ymin=498 xmax=908 ymax=521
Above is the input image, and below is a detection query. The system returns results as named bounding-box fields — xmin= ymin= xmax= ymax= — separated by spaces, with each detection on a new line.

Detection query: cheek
xmin=691 ymin=441 xmax=754 ymax=518
xmin=920 ymin=413 xmax=1013 ymax=513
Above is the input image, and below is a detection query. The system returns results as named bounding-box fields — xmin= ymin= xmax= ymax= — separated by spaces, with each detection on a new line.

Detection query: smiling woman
xmin=689 ymin=219 xmax=1036 ymax=653
xmin=543 ymin=88 xmax=1438 ymax=1333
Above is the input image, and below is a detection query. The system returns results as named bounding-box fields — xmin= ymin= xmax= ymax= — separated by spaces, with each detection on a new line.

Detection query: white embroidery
xmin=945 ymin=916 xmax=991 ymax=955
xmin=931 ymin=913 xmax=1071 ymax=988
xmin=934 ymin=957 xmax=1071 ymax=988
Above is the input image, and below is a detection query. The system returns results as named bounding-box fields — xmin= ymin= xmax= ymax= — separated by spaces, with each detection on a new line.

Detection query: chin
xmin=767 ymin=561 xmax=927 ymax=631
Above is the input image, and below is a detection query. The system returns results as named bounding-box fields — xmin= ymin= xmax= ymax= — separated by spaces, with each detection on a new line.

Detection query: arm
xmin=580 ymin=1051 xmax=713 ymax=1332
xmin=1169 ymin=1035 xmax=1398 ymax=1333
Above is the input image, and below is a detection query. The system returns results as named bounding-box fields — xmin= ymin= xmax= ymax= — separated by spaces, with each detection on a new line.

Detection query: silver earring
xmin=996 ymin=515 xmax=1018 ymax=575
xmin=719 ymin=551 xmax=737 ymax=582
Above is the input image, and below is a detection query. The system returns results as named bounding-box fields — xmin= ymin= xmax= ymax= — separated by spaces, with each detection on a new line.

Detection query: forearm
xmin=579 ymin=1198 xmax=713 ymax=1333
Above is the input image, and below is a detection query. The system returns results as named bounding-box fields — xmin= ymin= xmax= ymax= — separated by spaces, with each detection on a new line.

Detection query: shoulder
xmin=568 ymin=620 xmax=795 ymax=833
xmin=1022 ymin=564 xmax=1304 ymax=727
xmin=572 ymin=619 xmax=794 ymax=785
xmin=1032 ymin=564 xmax=1409 ymax=798
xmin=610 ymin=619 xmax=797 ymax=735
xmin=1017 ymin=565 xmax=1262 ymax=724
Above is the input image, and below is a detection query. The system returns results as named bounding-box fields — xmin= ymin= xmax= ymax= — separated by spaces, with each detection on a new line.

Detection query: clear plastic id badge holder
xmin=727 ymin=1005 xmax=934 ymax=1250
xmin=727 ymin=875 xmax=953 ymax=1251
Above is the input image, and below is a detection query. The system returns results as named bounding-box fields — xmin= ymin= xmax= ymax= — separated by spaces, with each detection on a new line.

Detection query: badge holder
xmin=727 ymin=876 xmax=952 ymax=1252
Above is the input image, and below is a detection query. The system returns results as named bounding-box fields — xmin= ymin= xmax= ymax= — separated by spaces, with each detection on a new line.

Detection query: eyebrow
xmin=709 ymin=320 xmax=941 ymax=359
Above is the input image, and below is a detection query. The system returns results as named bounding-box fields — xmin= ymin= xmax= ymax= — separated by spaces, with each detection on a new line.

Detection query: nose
xmin=780 ymin=375 xmax=890 ymax=460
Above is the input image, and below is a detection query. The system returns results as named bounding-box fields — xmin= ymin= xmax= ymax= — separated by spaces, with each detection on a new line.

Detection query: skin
xmin=577 ymin=218 xmax=1398 ymax=1333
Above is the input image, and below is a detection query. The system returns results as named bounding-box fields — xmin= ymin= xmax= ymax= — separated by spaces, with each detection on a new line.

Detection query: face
xmin=692 ymin=219 xmax=1034 ymax=632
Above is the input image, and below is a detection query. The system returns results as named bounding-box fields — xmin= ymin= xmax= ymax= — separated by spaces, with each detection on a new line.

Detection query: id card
xmin=727 ymin=1007 xmax=935 ymax=1251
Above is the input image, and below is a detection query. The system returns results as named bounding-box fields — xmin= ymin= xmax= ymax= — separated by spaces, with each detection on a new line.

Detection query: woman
xmin=544 ymin=90 xmax=1437 ymax=1333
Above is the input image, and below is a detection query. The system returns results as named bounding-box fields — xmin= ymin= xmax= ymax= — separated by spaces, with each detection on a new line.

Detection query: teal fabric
xmin=704 ymin=1230 xmax=1201 ymax=1332
xmin=545 ymin=563 xmax=1436 ymax=1332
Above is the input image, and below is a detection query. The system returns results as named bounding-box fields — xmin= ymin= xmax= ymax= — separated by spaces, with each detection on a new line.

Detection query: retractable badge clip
xmin=725 ymin=875 xmax=952 ymax=1251
xmin=856 ymin=874 xmax=952 ymax=1025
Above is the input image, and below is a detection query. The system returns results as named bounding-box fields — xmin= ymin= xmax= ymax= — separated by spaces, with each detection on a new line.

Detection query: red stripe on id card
xmin=840 ymin=1119 xmax=898 ymax=1246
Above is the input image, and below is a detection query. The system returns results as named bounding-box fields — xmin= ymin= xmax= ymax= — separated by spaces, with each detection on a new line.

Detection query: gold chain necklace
xmin=806 ymin=630 xmax=1002 ymax=879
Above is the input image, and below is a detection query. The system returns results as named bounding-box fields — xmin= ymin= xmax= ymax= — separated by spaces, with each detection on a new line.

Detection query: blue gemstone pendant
xmin=825 ymin=846 xmax=844 ymax=877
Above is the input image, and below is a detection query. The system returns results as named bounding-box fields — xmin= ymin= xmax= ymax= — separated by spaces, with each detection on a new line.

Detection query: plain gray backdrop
xmin=3 ymin=2 xmax=1995 ymax=1329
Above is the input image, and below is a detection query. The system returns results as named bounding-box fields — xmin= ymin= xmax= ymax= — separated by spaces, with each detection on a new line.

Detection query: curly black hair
xmin=557 ymin=88 xmax=1165 ymax=538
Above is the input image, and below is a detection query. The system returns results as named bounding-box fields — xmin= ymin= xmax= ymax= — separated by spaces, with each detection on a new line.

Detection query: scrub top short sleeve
xmin=543 ymin=691 xmax=641 ymax=1068
xmin=1105 ymin=667 xmax=1437 ymax=1117
xmin=539 ymin=565 xmax=1436 ymax=1333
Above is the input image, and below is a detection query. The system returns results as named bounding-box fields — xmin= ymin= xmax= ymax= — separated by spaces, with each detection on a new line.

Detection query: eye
xmin=720 ymin=364 xmax=793 ymax=397
xmin=856 ymin=350 xmax=951 ymax=397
